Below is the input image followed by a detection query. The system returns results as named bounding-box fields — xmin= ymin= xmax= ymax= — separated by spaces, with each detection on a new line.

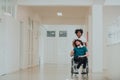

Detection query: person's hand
xmin=78 ymin=56 xmax=85 ymax=58
xmin=70 ymin=50 xmax=74 ymax=57
xmin=85 ymin=52 xmax=89 ymax=57
xmin=71 ymin=50 xmax=74 ymax=53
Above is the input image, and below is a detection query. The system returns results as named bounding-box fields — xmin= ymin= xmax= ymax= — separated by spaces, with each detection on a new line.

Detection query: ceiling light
xmin=57 ymin=12 xmax=62 ymax=16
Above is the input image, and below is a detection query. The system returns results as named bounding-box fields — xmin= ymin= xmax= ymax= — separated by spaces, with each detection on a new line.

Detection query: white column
xmin=92 ymin=5 xmax=103 ymax=73
xmin=88 ymin=15 xmax=92 ymax=71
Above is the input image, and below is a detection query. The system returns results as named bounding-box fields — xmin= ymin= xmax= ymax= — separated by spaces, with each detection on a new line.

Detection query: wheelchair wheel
xmin=71 ymin=58 xmax=74 ymax=78
xmin=86 ymin=63 xmax=89 ymax=78
xmin=71 ymin=67 xmax=74 ymax=78
xmin=86 ymin=63 xmax=89 ymax=73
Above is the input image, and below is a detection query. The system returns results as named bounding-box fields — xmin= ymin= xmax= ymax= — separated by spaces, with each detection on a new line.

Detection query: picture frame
xmin=47 ymin=31 xmax=56 ymax=37
xmin=59 ymin=31 xmax=67 ymax=37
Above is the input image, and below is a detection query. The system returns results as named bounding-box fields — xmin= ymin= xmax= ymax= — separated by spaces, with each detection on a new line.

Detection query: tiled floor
xmin=0 ymin=64 xmax=110 ymax=80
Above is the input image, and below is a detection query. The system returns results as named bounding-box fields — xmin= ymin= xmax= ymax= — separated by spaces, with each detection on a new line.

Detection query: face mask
xmin=77 ymin=45 xmax=83 ymax=48
xmin=77 ymin=46 xmax=80 ymax=48
xmin=80 ymin=45 xmax=83 ymax=47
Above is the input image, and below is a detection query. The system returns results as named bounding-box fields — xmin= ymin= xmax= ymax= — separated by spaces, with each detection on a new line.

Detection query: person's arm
xmin=83 ymin=42 xmax=87 ymax=47
xmin=72 ymin=39 xmax=75 ymax=47
xmin=84 ymin=47 xmax=89 ymax=57
xmin=85 ymin=52 xmax=89 ymax=57
xmin=80 ymin=52 xmax=89 ymax=57
xmin=81 ymin=36 xmax=87 ymax=46
xmin=70 ymin=50 xmax=74 ymax=57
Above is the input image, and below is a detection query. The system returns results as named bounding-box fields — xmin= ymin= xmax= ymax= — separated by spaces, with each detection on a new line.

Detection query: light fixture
xmin=57 ymin=12 xmax=62 ymax=16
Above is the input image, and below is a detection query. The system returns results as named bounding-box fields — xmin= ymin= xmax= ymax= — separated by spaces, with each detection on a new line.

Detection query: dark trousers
xmin=74 ymin=57 xmax=87 ymax=69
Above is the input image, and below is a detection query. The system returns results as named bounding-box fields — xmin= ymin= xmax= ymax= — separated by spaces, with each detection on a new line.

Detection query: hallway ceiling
xmin=19 ymin=6 xmax=90 ymax=24
xmin=26 ymin=6 xmax=90 ymax=18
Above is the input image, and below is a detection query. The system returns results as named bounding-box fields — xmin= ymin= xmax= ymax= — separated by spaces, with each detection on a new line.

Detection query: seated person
xmin=71 ymin=39 xmax=89 ymax=74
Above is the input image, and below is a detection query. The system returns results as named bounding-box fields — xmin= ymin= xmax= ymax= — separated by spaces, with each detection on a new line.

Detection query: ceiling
xmin=18 ymin=6 xmax=90 ymax=24
xmin=22 ymin=6 xmax=90 ymax=18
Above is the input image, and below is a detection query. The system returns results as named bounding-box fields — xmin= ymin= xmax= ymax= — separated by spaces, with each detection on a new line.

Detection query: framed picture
xmin=47 ymin=31 xmax=56 ymax=37
xmin=59 ymin=31 xmax=67 ymax=37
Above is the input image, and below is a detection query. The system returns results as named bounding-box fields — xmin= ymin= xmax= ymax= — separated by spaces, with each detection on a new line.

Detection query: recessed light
xmin=57 ymin=12 xmax=62 ymax=16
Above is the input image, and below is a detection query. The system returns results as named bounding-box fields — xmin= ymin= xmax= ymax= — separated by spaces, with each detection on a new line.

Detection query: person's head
xmin=74 ymin=39 xmax=83 ymax=47
xmin=75 ymin=29 xmax=83 ymax=38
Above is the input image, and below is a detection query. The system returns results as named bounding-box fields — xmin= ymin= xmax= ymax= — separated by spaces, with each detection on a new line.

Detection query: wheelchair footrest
xmin=73 ymin=72 xmax=79 ymax=74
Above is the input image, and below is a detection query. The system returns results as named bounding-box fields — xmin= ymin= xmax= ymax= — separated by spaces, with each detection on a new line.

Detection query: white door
xmin=42 ymin=25 xmax=86 ymax=64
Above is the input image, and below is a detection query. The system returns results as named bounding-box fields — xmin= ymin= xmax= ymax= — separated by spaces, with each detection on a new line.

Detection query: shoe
xmin=81 ymin=69 xmax=87 ymax=74
xmin=74 ymin=72 xmax=79 ymax=74
xmin=74 ymin=69 xmax=79 ymax=74
xmin=81 ymin=72 xmax=87 ymax=74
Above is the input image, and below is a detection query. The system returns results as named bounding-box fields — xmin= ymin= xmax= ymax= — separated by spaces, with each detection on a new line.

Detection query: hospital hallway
xmin=1 ymin=0 xmax=120 ymax=80
xmin=0 ymin=64 xmax=109 ymax=80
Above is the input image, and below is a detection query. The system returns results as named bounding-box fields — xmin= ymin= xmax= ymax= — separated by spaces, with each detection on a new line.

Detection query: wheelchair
xmin=71 ymin=56 xmax=89 ymax=79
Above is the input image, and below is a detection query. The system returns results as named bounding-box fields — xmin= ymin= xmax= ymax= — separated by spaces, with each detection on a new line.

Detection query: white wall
xmin=105 ymin=0 xmax=120 ymax=5
xmin=19 ymin=21 xmax=29 ymax=69
xmin=18 ymin=13 xmax=30 ymax=68
xmin=103 ymin=6 xmax=120 ymax=79
xmin=17 ymin=6 xmax=40 ymax=69
xmin=0 ymin=15 xmax=20 ymax=75
xmin=39 ymin=25 xmax=87 ymax=65
xmin=5 ymin=16 xmax=20 ymax=74
xmin=39 ymin=25 xmax=45 ymax=65
xmin=32 ymin=21 xmax=40 ymax=66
